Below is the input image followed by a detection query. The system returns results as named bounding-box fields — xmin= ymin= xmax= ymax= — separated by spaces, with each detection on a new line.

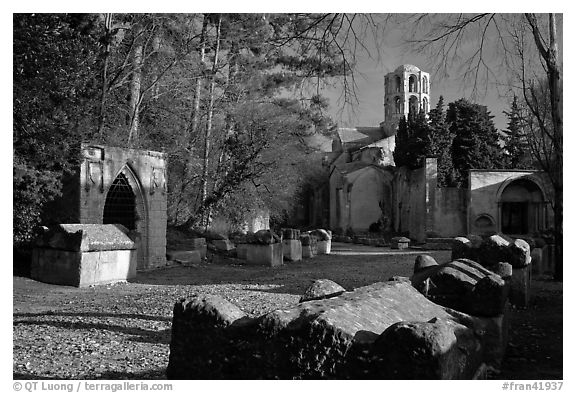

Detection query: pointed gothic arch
xmin=103 ymin=165 xmax=149 ymax=269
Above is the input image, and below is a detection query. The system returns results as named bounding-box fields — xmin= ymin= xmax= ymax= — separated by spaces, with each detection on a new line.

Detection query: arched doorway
xmin=499 ymin=178 xmax=546 ymax=235
xmin=103 ymin=167 xmax=148 ymax=269
xmin=103 ymin=173 xmax=136 ymax=230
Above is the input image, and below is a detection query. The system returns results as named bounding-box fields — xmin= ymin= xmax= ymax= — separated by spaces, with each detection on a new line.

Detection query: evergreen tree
xmin=427 ymin=96 xmax=455 ymax=186
xmin=502 ymin=96 xmax=533 ymax=169
xmin=393 ymin=111 xmax=429 ymax=170
xmin=447 ymin=98 xmax=506 ymax=187
xmin=393 ymin=116 xmax=410 ymax=167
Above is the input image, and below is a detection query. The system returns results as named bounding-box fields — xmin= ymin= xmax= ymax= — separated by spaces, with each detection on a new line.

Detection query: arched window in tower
xmin=423 ymin=97 xmax=429 ymax=113
xmin=423 ymin=76 xmax=428 ymax=94
xmin=409 ymin=74 xmax=418 ymax=93
xmin=395 ymin=75 xmax=402 ymax=92
xmin=409 ymin=96 xmax=418 ymax=115
xmin=395 ymin=96 xmax=401 ymax=114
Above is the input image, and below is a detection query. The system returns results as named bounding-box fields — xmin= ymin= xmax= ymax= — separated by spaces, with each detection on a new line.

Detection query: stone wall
xmin=434 ymin=187 xmax=468 ymax=237
xmin=329 ymin=166 xmax=393 ymax=232
xmin=393 ymin=166 xmax=426 ymax=242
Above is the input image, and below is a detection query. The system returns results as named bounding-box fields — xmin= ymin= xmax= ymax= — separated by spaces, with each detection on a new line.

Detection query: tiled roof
xmin=337 ymin=127 xmax=385 ymax=144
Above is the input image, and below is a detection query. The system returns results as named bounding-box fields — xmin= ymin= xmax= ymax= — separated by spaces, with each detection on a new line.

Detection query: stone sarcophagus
xmin=167 ymin=279 xmax=503 ymax=379
xmin=31 ymin=224 xmax=137 ymax=287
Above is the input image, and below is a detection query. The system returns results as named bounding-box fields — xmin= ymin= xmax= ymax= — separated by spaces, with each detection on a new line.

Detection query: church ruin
xmin=322 ymin=64 xmax=554 ymax=241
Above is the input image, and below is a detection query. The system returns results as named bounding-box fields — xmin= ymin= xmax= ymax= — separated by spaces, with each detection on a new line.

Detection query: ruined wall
xmin=393 ymin=166 xmax=426 ymax=242
xmin=77 ymin=144 xmax=167 ymax=270
xmin=469 ymin=170 xmax=553 ymax=235
xmin=433 ymin=187 xmax=468 ymax=237
xmin=349 ymin=168 xmax=391 ymax=231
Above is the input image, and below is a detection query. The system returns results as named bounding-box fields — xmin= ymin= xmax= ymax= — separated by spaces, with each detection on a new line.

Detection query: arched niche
xmin=103 ymin=165 xmax=149 ymax=269
xmin=498 ymin=177 xmax=546 ymax=235
xmin=409 ymin=74 xmax=418 ymax=93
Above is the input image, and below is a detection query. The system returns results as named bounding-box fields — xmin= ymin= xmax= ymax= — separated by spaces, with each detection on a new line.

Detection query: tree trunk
xmin=201 ymin=15 xmax=222 ymax=229
xmin=547 ymin=14 xmax=563 ymax=280
xmin=97 ymin=13 xmax=113 ymax=139
xmin=525 ymin=13 xmax=563 ymax=280
xmin=189 ymin=16 xmax=208 ymax=139
xmin=127 ymin=22 xmax=144 ymax=145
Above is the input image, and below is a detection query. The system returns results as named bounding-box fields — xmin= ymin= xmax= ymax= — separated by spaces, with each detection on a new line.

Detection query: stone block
xmin=316 ymin=239 xmax=331 ymax=254
xmin=236 ymin=244 xmax=249 ymax=260
xmin=452 ymin=237 xmax=473 ymax=260
xmin=530 ymin=248 xmax=543 ymax=276
xmin=510 ymin=265 xmax=531 ymax=307
xmin=508 ymin=239 xmax=531 ymax=268
xmin=282 ymin=239 xmax=302 ymax=262
xmin=300 ymin=279 xmax=345 ymax=302
xmin=372 ymin=317 xmax=482 ymax=379
xmin=542 ymin=244 xmax=556 ymax=275
xmin=188 ymin=238 xmax=207 ymax=259
xmin=478 ymin=234 xmax=511 ymax=266
xmin=411 ymin=258 xmax=508 ymax=317
xmin=167 ymin=280 xmax=493 ymax=379
xmin=212 ymin=239 xmax=235 ymax=251
xmin=391 ymin=236 xmax=410 ymax=249
xmin=493 ymin=262 xmax=513 ymax=279
xmin=245 ymin=243 xmax=283 ymax=266
xmin=281 ymin=228 xmax=300 ymax=240
xmin=35 ymin=224 xmax=135 ymax=252
xmin=302 ymin=245 xmax=315 ymax=259
xmin=310 ymin=229 xmax=332 ymax=241
xmin=167 ymin=250 xmax=202 ymax=266
xmin=253 ymin=229 xmax=281 ymax=245
xmin=413 ymin=254 xmax=438 ymax=273
xmin=31 ymin=248 xmax=137 ymax=287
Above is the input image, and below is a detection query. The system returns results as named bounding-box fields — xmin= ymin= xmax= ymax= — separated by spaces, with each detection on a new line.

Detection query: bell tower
xmin=380 ymin=64 xmax=430 ymax=136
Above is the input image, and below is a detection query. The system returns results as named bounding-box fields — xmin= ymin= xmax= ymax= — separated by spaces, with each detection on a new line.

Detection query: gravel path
xmin=13 ymin=244 xmax=450 ymax=379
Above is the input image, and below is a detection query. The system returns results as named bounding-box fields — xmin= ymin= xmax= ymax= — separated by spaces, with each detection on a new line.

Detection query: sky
xmin=320 ymin=14 xmax=562 ymax=132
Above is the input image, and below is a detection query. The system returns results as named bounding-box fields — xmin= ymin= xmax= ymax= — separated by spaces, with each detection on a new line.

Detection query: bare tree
xmin=402 ymin=13 xmax=562 ymax=280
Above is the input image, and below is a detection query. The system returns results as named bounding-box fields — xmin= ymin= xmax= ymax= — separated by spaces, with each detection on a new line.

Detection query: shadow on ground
xmin=14 ymin=314 xmax=171 ymax=345
xmin=129 ymin=245 xmax=452 ymax=295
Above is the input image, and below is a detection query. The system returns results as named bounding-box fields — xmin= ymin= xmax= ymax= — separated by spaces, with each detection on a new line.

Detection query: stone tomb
xmin=452 ymin=234 xmax=532 ymax=307
xmin=391 ymin=236 xmax=410 ymax=249
xmin=167 ymin=279 xmax=502 ymax=379
xmin=45 ymin=144 xmax=168 ymax=271
xmin=245 ymin=243 xmax=283 ymax=266
xmin=310 ymin=229 xmax=332 ymax=254
xmin=300 ymin=233 xmax=318 ymax=258
xmin=282 ymin=228 xmax=302 ymax=262
xmin=243 ymin=230 xmax=283 ymax=266
xmin=32 ymin=224 xmax=137 ymax=287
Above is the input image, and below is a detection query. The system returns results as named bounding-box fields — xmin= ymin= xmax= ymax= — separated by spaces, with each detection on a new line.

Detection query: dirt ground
xmin=13 ymin=243 xmax=562 ymax=380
